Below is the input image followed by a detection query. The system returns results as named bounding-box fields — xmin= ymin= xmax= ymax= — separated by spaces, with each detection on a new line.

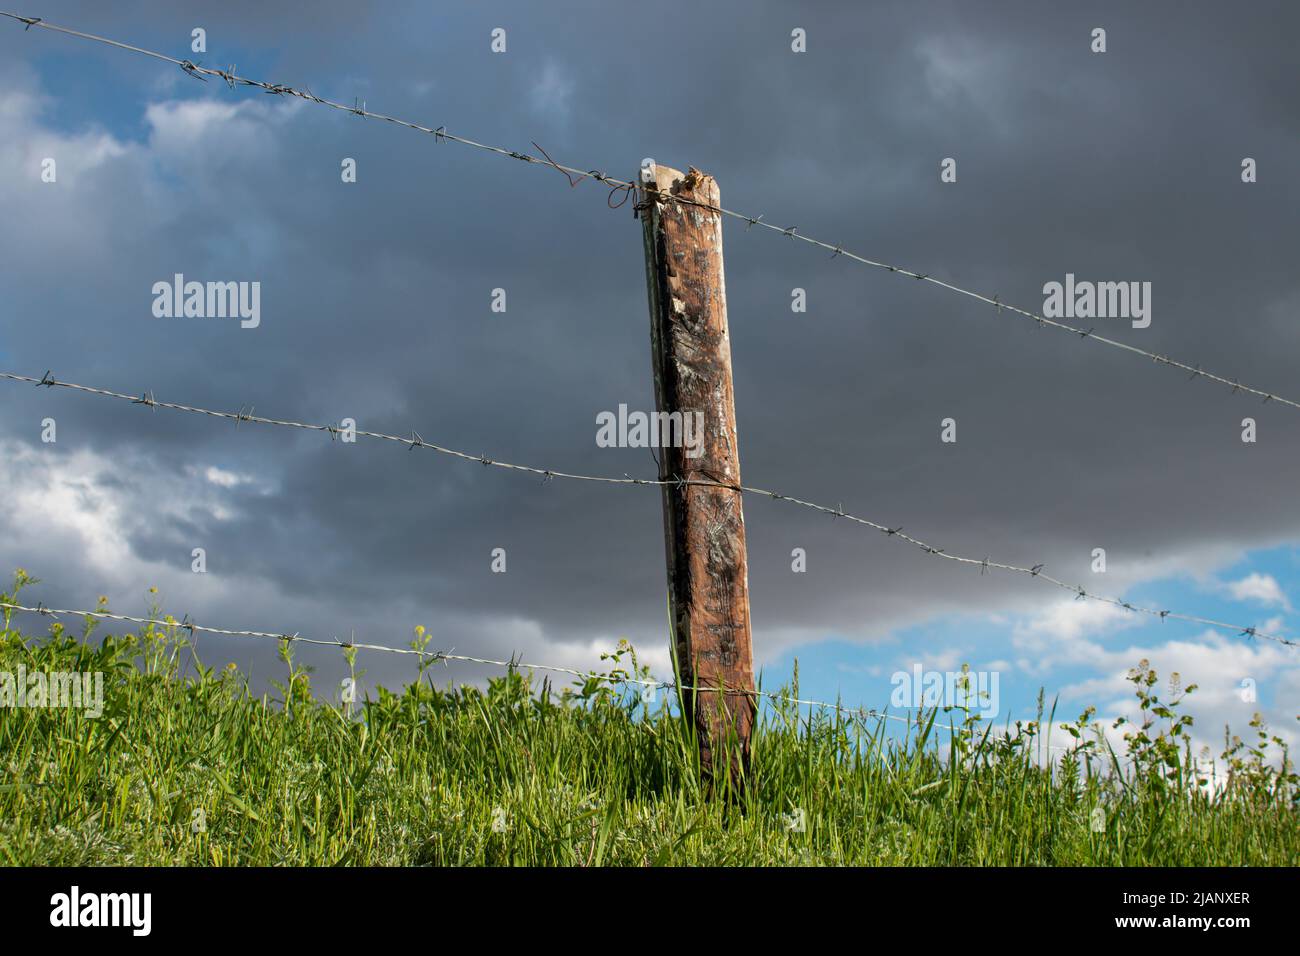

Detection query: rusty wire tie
xmin=531 ymin=141 xmax=585 ymax=188
xmin=608 ymin=182 xmax=636 ymax=209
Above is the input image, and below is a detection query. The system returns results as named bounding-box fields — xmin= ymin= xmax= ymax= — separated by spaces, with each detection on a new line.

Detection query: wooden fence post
xmin=638 ymin=159 xmax=756 ymax=790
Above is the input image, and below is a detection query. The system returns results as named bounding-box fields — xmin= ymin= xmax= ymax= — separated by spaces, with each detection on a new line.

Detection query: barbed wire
xmin=0 ymin=598 xmax=1104 ymax=755
xmin=3 ymin=369 xmax=1295 ymax=650
xmin=0 ymin=600 xmax=1237 ymax=766
xmin=0 ymin=599 xmax=932 ymax=731
xmin=1 ymin=11 xmax=1296 ymax=412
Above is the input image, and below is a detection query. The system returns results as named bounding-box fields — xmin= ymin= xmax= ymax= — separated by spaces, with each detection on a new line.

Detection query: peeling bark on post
xmin=639 ymin=161 xmax=756 ymax=790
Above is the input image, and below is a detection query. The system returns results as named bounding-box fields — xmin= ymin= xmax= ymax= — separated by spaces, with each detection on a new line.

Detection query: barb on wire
xmin=2 ymin=370 xmax=1295 ymax=651
xmin=1 ymin=10 xmax=1295 ymax=411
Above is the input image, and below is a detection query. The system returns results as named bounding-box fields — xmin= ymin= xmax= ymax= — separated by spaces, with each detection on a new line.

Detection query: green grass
xmin=1 ymin=570 xmax=1296 ymax=866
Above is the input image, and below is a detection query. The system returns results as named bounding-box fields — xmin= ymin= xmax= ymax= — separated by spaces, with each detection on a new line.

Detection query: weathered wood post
xmin=638 ymin=159 xmax=756 ymax=790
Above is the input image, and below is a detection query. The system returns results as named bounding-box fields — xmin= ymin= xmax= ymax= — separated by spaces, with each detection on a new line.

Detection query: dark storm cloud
xmin=2 ymin=0 xmax=1298 ymax=691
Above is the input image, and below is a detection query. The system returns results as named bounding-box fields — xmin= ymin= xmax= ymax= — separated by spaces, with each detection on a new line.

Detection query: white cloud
xmin=906 ymin=646 xmax=967 ymax=673
xmin=0 ymin=67 xmax=299 ymax=276
xmin=0 ymin=67 xmax=138 ymax=221
xmin=1224 ymin=572 xmax=1291 ymax=610
xmin=142 ymin=97 xmax=299 ymax=158
xmin=528 ymin=59 xmax=575 ymax=122
xmin=1053 ymin=630 xmax=1299 ymax=762
xmin=0 ymin=439 xmax=253 ymax=584
xmin=1010 ymin=598 xmax=1139 ymax=674
xmin=203 ymin=465 xmax=250 ymax=489
xmin=913 ymin=34 xmax=1019 ymax=136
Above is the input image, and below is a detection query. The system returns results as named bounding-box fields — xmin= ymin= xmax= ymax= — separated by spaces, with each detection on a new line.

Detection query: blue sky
xmin=763 ymin=544 xmax=1299 ymax=757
